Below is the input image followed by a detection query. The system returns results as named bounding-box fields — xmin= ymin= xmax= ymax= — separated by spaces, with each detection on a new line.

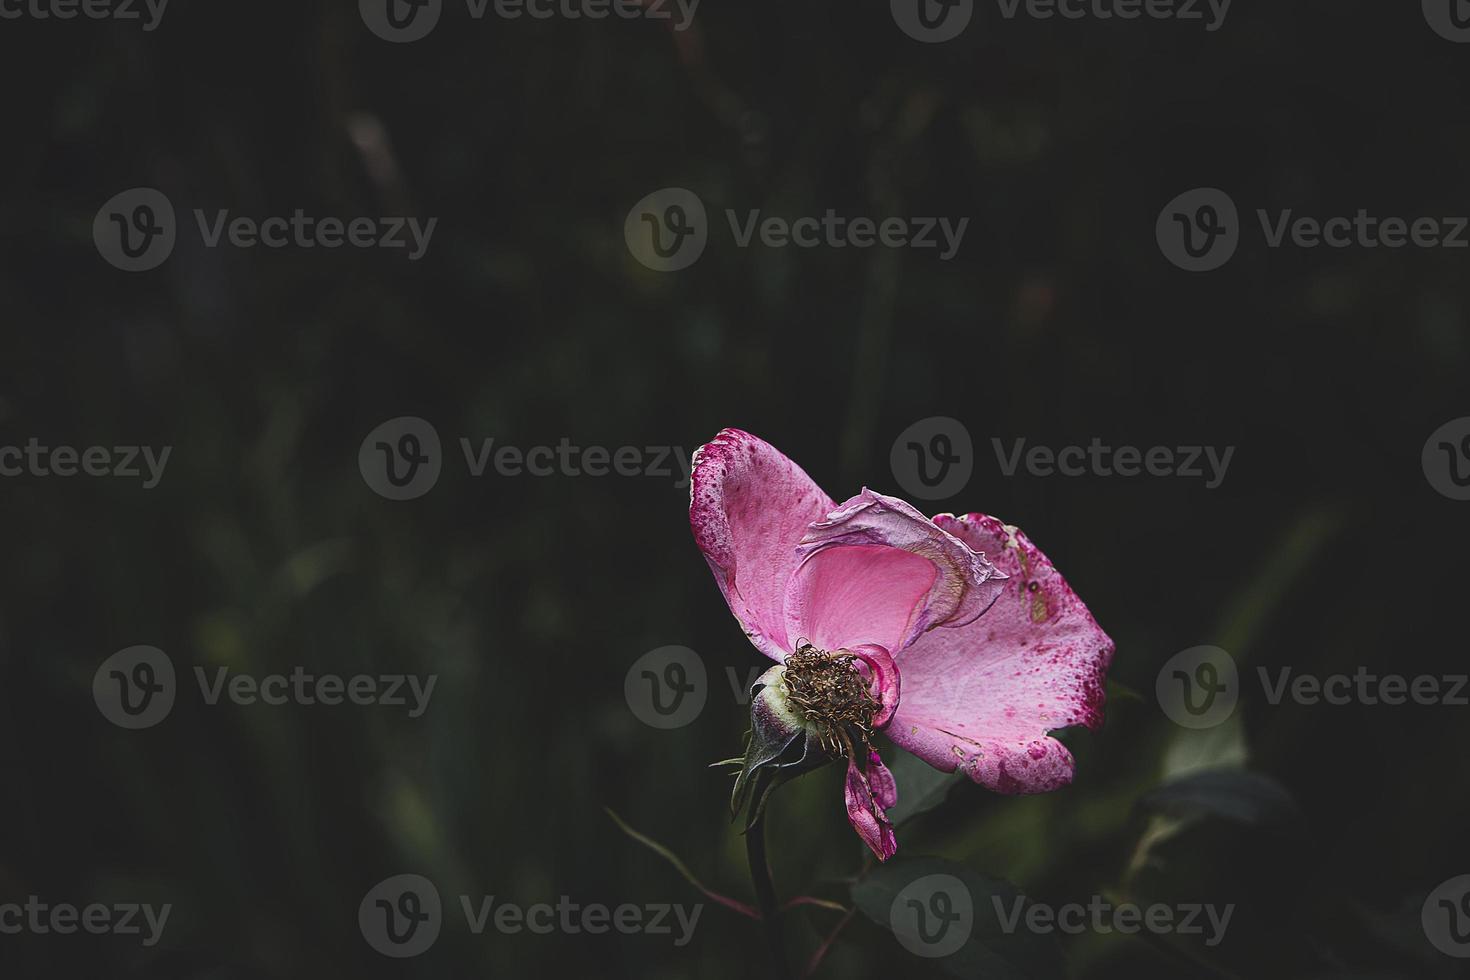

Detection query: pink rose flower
xmin=690 ymin=429 xmax=1114 ymax=860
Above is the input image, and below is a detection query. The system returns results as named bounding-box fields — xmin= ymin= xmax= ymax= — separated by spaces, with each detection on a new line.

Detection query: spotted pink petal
xmin=783 ymin=489 xmax=1006 ymax=656
xmin=844 ymin=756 xmax=897 ymax=861
xmin=689 ymin=429 xmax=835 ymax=661
xmin=886 ymin=514 xmax=1114 ymax=795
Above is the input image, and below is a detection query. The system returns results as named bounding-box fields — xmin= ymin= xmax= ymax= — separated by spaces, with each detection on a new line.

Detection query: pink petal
xmin=887 ymin=514 xmax=1114 ymax=795
xmin=865 ymin=750 xmax=898 ymax=809
xmin=689 ymin=430 xmax=835 ymax=661
xmin=783 ymin=489 xmax=1006 ymax=655
xmin=844 ymin=757 xmax=898 ymax=861
xmin=847 ymin=643 xmax=901 ymax=729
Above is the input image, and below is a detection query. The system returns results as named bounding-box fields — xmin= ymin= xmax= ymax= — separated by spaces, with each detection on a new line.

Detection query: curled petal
xmin=689 ymin=430 xmax=835 ymax=661
xmin=846 ymin=643 xmax=900 ymax=729
xmin=785 ymin=489 xmax=1006 ymax=655
xmin=843 ymin=757 xmax=897 ymax=861
xmin=887 ymin=514 xmax=1115 ymax=795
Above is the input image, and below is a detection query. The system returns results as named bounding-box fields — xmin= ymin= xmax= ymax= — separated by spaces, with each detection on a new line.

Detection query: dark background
xmin=1 ymin=0 xmax=1468 ymax=977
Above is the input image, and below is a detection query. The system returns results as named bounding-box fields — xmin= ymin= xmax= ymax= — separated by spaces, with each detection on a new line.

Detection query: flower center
xmin=781 ymin=644 xmax=880 ymax=758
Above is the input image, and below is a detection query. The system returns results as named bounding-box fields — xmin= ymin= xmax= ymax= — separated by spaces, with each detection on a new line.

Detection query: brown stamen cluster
xmin=782 ymin=644 xmax=879 ymax=758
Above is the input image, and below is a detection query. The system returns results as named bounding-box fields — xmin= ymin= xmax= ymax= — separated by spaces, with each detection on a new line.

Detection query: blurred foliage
xmin=1 ymin=1 xmax=1468 ymax=978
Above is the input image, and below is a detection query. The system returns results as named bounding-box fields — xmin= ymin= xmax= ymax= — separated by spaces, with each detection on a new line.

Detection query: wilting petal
xmin=847 ymin=643 xmax=900 ymax=729
xmin=865 ymin=750 xmax=898 ymax=809
xmin=689 ymin=429 xmax=835 ymax=661
xmin=784 ymin=489 xmax=1006 ymax=655
xmin=887 ymin=514 xmax=1114 ymax=795
xmin=844 ymin=757 xmax=898 ymax=861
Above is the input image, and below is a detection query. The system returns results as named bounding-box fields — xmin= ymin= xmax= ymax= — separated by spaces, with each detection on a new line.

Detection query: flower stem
xmin=746 ymin=801 xmax=790 ymax=980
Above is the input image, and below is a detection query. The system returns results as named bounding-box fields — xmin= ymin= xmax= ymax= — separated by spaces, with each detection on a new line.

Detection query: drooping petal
xmin=865 ymin=750 xmax=898 ymax=810
xmin=844 ymin=757 xmax=898 ymax=861
xmin=783 ymin=489 xmax=1006 ymax=655
xmin=887 ymin=514 xmax=1114 ymax=795
xmin=689 ymin=430 xmax=835 ymax=661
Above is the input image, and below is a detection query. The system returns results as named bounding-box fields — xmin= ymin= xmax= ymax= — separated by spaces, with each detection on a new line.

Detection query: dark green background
xmin=1 ymin=0 xmax=1467 ymax=977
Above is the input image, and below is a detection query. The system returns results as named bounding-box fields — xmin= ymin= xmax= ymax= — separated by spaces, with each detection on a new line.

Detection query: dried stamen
xmin=782 ymin=643 xmax=880 ymax=758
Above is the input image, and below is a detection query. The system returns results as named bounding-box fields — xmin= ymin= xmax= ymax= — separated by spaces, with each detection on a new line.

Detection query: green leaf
xmin=1140 ymin=768 xmax=1304 ymax=831
xmin=851 ymin=856 xmax=1065 ymax=979
xmin=883 ymin=749 xmax=962 ymax=826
